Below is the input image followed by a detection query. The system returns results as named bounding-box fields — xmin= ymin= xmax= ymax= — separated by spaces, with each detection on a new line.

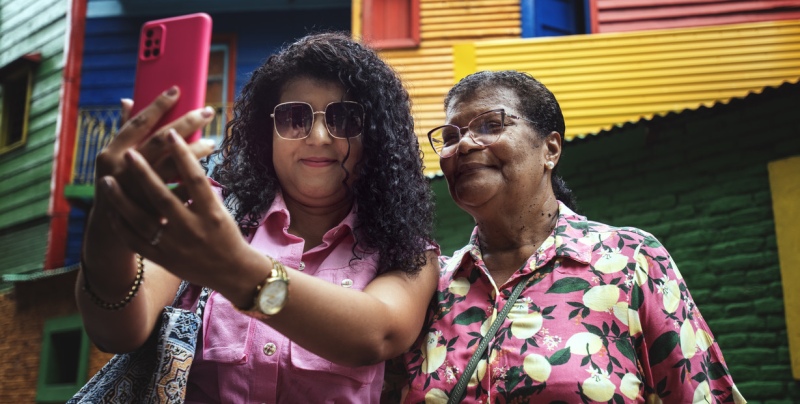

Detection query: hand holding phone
xmin=131 ymin=13 xmax=212 ymax=143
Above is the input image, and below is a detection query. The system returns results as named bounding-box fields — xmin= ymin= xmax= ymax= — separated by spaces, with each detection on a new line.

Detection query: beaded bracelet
xmin=81 ymin=254 xmax=145 ymax=310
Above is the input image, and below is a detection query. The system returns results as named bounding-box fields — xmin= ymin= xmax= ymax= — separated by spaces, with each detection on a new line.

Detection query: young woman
xmin=76 ymin=32 xmax=438 ymax=402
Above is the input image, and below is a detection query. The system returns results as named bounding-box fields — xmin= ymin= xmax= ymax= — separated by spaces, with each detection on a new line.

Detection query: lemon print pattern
xmin=523 ymin=353 xmax=552 ymax=382
xmin=421 ymin=330 xmax=446 ymax=374
xmin=582 ymin=369 xmax=616 ymax=402
xmin=620 ymin=373 xmax=642 ymax=400
xmin=583 ymin=284 xmax=620 ymax=312
xmin=594 ymin=250 xmax=628 ymax=274
xmin=448 ymin=277 xmax=470 ymax=296
xmin=424 ymin=388 xmax=448 ymax=404
xmin=661 ymin=279 xmax=681 ymax=314
xmin=400 ymin=204 xmax=743 ymax=403
xmin=507 ymin=300 xmax=543 ymax=339
xmin=680 ymin=320 xmax=697 ymax=359
xmin=566 ymin=332 xmax=603 ymax=355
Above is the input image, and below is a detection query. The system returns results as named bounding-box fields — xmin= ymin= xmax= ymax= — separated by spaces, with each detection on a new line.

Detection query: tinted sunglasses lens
xmin=274 ymin=103 xmax=312 ymax=139
xmin=325 ymin=102 xmax=364 ymax=138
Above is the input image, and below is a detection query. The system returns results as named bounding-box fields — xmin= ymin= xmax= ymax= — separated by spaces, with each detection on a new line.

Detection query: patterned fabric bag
xmin=69 ymin=282 xmax=210 ymax=403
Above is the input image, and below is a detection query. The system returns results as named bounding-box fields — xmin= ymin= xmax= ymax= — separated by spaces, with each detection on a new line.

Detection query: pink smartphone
xmin=131 ymin=13 xmax=212 ymax=143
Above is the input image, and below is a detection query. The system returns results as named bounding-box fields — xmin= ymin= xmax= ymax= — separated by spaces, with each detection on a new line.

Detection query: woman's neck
xmin=474 ymin=194 xmax=559 ymax=285
xmin=283 ymin=196 xmax=354 ymax=251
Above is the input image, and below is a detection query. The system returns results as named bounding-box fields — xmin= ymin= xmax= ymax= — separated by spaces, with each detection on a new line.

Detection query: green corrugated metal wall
xmin=0 ymin=0 xmax=68 ymax=279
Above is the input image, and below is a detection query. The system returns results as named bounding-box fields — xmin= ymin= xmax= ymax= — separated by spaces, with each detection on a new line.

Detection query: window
xmin=0 ymin=53 xmax=39 ymax=154
xmin=361 ymin=0 xmax=420 ymax=49
xmin=36 ymin=313 xmax=90 ymax=402
xmin=521 ymin=0 xmax=590 ymax=38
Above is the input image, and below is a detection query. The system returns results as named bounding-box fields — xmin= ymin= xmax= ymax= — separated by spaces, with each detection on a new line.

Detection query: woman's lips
xmin=301 ymin=157 xmax=337 ymax=167
xmin=456 ymin=162 xmax=489 ymax=176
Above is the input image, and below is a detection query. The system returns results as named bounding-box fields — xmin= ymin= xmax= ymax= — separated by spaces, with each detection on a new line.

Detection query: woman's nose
xmin=305 ymin=112 xmax=332 ymax=144
xmin=455 ymin=130 xmax=484 ymax=154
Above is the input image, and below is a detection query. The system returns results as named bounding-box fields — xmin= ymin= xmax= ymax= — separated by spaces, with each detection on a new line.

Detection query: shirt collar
xmin=261 ymin=191 xmax=358 ymax=242
xmin=455 ymin=201 xmax=593 ymax=276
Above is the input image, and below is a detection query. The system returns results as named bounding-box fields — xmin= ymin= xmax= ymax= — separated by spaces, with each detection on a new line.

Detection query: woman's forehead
xmin=279 ymin=76 xmax=351 ymax=101
xmin=446 ymin=86 xmax=520 ymax=121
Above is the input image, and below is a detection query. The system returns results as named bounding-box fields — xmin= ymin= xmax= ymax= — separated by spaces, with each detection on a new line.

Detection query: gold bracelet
xmin=81 ymin=254 xmax=145 ymax=310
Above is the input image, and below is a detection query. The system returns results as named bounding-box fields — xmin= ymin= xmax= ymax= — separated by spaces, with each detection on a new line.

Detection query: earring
xmin=546 ymin=161 xmax=555 ymax=170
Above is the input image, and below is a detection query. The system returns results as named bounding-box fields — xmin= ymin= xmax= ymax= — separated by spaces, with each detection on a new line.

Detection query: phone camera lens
xmin=145 ymin=40 xmax=152 ymax=47
xmin=153 ymin=48 xmax=160 ymax=57
xmin=146 ymin=29 xmax=154 ymax=37
xmin=144 ymin=50 xmax=151 ymax=58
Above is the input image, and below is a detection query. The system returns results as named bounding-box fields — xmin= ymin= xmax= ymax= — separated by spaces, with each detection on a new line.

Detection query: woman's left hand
xmin=98 ymin=129 xmax=256 ymax=292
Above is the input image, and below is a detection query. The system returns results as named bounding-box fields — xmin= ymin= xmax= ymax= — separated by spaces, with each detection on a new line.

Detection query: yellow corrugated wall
xmin=454 ymin=19 xmax=800 ymax=141
xmin=354 ymin=0 xmax=522 ymax=176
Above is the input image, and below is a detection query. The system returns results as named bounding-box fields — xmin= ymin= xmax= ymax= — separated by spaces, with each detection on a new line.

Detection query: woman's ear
xmin=544 ymin=131 xmax=562 ymax=166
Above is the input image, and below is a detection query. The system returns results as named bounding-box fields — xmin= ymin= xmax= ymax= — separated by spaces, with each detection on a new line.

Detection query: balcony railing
xmin=71 ymin=104 xmax=230 ymax=186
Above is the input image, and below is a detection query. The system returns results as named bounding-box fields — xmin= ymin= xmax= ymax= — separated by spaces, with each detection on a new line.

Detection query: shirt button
xmin=341 ymin=279 xmax=353 ymax=288
xmin=263 ymin=342 xmax=277 ymax=356
xmin=298 ymin=261 xmax=305 ymax=271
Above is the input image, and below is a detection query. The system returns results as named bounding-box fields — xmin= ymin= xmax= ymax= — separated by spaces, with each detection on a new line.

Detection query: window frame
xmin=361 ymin=0 xmax=420 ymax=50
xmin=36 ymin=313 xmax=91 ymax=402
xmin=0 ymin=53 xmax=39 ymax=155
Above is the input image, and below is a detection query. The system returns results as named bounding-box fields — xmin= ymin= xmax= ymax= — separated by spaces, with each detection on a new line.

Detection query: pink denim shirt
xmin=184 ymin=188 xmax=383 ymax=403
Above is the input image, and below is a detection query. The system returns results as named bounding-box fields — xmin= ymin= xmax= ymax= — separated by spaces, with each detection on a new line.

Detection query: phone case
xmin=131 ymin=13 xmax=212 ymax=143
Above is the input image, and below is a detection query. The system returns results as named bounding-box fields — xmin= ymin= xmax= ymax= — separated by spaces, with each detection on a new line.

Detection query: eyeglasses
xmin=427 ymin=109 xmax=534 ymax=158
xmin=270 ymin=101 xmax=365 ymax=140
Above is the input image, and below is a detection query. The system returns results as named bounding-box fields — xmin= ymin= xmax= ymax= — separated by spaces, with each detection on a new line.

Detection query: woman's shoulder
xmin=570 ymin=215 xmax=668 ymax=254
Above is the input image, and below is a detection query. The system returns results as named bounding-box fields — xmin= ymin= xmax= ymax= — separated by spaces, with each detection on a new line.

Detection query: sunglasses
xmin=270 ymin=101 xmax=365 ymax=140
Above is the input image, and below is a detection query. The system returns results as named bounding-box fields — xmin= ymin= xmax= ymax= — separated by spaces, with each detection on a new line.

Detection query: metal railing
xmin=71 ymin=104 xmax=230 ymax=185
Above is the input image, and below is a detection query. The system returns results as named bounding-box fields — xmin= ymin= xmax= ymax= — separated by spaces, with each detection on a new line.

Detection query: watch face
xmin=257 ymin=280 xmax=288 ymax=315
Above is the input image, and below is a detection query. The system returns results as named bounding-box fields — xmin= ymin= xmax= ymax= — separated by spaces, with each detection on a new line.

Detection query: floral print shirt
xmin=390 ymin=203 xmax=745 ymax=403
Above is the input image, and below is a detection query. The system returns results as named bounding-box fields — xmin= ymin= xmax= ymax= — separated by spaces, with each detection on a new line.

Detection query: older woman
xmin=387 ymin=71 xmax=744 ymax=403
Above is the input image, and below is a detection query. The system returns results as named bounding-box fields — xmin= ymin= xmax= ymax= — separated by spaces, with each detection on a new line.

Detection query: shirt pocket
xmin=286 ymin=258 xmax=380 ymax=385
xmin=314 ymin=258 xmax=378 ymax=291
xmin=288 ymin=341 xmax=379 ymax=386
xmin=201 ymin=291 xmax=253 ymax=364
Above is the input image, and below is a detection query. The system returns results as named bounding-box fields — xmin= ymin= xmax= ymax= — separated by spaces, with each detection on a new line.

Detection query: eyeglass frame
xmin=269 ymin=100 xmax=366 ymax=140
xmin=427 ymin=108 xmax=535 ymax=158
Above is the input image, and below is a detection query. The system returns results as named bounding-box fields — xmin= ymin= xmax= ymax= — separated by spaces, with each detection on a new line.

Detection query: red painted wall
xmin=595 ymin=0 xmax=800 ymax=33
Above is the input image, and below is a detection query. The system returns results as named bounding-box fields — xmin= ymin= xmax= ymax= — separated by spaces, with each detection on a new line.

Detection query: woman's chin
xmin=452 ymin=183 xmax=497 ymax=212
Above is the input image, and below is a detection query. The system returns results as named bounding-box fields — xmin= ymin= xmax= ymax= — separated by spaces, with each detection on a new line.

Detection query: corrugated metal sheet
xmin=373 ymin=0 xmax=522 ymax=176
xmin=0 ymin=0 xmax=66 ymax=275
xmin=454 ymin=19 xmax=800 ymax=141
xmin=596 ymin=0 xmax=800 ymax=33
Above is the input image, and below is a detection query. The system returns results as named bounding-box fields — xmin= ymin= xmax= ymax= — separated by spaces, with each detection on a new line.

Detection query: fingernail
xmin=164 ymin=86 xmax=178 ymax=97
xmin=167 ymin=128 xmax=179 ymax=143
xmin=201 ymin=106 xmax=215 ymax=118
xmin=124 ymin=149 xmax=139 ymax=163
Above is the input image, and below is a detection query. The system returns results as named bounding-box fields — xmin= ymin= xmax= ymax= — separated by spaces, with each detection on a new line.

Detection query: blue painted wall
xmin=79 ymin=9 xmax=351 ymax=107
xmin=70 ymin=9 xmax=350 ymax=265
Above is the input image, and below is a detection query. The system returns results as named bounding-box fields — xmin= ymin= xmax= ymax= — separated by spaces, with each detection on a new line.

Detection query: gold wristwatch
xmin=239 ymin=256 xmax=289 ymax=320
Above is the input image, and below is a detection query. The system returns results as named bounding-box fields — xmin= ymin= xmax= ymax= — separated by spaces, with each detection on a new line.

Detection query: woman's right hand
xmin=94 ymin=87 xmax=216 ymax=208
xmin=77 ymin=87 xmax=217 ymax=353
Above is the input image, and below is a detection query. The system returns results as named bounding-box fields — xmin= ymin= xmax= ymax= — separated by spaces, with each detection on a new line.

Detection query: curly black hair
xmin=444 ymin=70 xmax=577 ymax=211
xmin=208 ymin=32 xmax=434 ymax=275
